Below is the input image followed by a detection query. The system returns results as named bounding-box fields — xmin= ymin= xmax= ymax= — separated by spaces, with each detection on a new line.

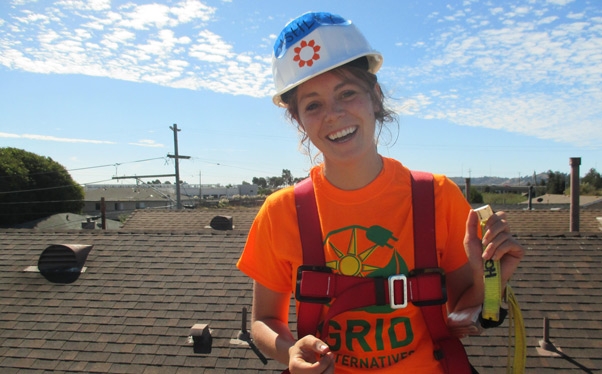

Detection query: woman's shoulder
xmin=431 ymin=172 xmax=463 ymax=193
xmin=260 ymin=184 xmax=296 ymax=213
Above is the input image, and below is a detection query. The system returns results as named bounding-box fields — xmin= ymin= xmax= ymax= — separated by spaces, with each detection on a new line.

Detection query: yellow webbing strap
xmin=506 ymin=285 xmax=526 ymax=373
xmin=475 ymin=206 xmax=526 ymax=373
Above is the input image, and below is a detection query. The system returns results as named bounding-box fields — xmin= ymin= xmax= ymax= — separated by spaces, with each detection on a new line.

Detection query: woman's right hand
xmin=288 ymin=335 xmax=335 ymax=373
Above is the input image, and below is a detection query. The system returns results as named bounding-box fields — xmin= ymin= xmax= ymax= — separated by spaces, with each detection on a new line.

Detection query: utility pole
xmin=112 ymin=125 xmax=190 ymax=209
xmin=168 ymin=124 xmax=190 ymax=209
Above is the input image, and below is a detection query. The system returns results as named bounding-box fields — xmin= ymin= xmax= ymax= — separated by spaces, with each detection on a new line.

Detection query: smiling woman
xmin=237 ymin=11 xmax=525 ymax=374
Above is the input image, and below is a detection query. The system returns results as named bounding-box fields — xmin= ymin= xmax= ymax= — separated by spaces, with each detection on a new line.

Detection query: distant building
xmin=83 ymin=183 xmax=259 ymax=219
xmin=198 ymin=183 xmax=258 ymax=199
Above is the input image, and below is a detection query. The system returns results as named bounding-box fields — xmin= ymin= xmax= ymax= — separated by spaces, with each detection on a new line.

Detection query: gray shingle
xmin=1 ymin=208 xmax=601 ymax=372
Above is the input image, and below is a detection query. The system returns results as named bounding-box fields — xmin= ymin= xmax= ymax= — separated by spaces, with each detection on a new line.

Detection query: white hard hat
xmin=272 ymin=12 xmax=383 ymax=107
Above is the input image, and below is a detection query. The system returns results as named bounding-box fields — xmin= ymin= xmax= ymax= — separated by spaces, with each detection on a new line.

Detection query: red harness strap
xmin=294 ymin=178 xmax=325 ymax=338
xmin=293 ymin=171 xmax=471 ymax=373
xmin=410 ymin=171 xmax=472 ymax=373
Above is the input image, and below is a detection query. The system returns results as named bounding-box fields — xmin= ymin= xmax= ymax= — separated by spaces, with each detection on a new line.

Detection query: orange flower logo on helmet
xmin=293 ymin=39 xmax=321 ymax=67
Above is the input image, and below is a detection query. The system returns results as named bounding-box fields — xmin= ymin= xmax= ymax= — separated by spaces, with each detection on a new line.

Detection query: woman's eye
xmin=304 ymin=102 xmax=319 ymax=112
xmin=341 ymin=90 xmax=357 ymax=99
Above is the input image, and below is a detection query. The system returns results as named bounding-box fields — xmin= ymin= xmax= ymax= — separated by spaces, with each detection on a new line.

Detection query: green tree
xmin=0 ymin=147 xmax=84 ymax=226
xmin=268 ymin=176 xmax=285 ymax=189
xmin=282 ymin=169 xmax=293 ymax=186
xmin=545 ymin=170 xmax=567 ymax=194
xmin=469 ymin=186 xmax=484 ymax=204
xmin=252 ymin=177 xmax=267 ymax=189
xmin=582 ymin=168 xmax=602 ymax=190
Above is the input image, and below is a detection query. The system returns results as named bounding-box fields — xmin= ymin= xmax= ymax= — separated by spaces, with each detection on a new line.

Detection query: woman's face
xmin=295 ymin=69 xmax=379 ymax=167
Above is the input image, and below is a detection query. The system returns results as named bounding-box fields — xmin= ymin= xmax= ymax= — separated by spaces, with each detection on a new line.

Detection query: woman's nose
xmin=324 ymin=100 xmax=344 ymax=122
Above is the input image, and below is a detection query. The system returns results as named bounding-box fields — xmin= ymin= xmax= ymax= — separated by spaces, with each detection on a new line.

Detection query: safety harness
xmin=293 ymin=171 xmax=472 ymax=373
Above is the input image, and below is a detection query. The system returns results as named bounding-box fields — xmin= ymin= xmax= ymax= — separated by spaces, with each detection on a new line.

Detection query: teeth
xmin=328 ymin=127 xmax=356 ymax=141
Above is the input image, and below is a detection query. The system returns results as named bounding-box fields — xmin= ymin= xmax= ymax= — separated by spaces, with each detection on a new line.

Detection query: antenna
xmin=236 ymin=307 xmax=268 ymax=365
xmin=537 ymin=317 xmax=593 ymax=373
xmin=537 ymin=317 xmax=561 ymax=357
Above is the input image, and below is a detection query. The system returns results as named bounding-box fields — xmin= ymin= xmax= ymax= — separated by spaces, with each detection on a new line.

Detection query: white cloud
xmin=0 ymin=0 xmax=272 ymax=97
xmin=546 ymin=0 xmax=575 ymax=5
xmin=1 ymin=0 xmax=599 ymax=148
xmin=0 ymin=132 xmax=20 ymax=139
xmin=390 ymin=0 xmax=602 ymax=147
xmin=118 ymin=3 xmax=172 ymax=30
xmin=170 ymin=0 xmax=215 ymax=23
xmin=567 ymin=12 xmax=585 ymax=19
xmin=129 ymin=140 xmax=164 ymax=148
xmin=538 ymin=16 xmax=558 ymax=25
xmin=0 ymin=132 xmax=116 ymax=144
xmin=56 ymin=0 xmax=111 ymax=11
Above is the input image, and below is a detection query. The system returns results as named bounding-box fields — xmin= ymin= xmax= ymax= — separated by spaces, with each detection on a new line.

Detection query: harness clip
xmin=295 ymin=265 xmax=333 ymax=304
xmin=388 ymin=274 xmax=408 ymax=309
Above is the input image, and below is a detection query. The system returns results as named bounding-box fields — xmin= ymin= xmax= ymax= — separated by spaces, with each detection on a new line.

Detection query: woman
xmin=237 ymin=12 xmax=524 ymax=373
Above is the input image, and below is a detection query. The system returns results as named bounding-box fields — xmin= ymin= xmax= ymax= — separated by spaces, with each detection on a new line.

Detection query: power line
xmin=0 ymin=157 xmax=167 ymax=181
xmin=0 ymin=184 xmax=81 ymax=195
xmin=0 ymin=199 xmax=83 ymax=205
xmin=68 ymin=157 xmax=166 ymax=171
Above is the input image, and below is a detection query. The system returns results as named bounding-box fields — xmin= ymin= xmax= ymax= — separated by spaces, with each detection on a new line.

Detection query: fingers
xmin=480 ymin=211 xmax=525 ymax=284
xmin=481 ymin=212 xmax=523 ymax=260
xmin=288 ymin=335 xmax=334 ymax=373
xmin=463 ymin=210 xmax=485 ymax=270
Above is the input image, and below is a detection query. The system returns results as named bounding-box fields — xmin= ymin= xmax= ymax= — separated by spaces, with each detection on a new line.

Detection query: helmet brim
xmin=272 ymin=52 xmax=383 ymax=107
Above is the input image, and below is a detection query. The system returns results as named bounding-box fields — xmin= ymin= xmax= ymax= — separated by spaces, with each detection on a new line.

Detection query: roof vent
xmin=189 ymin=323 xmax=212 ymax=354
xmin=38 ymin=244 xmax=93 ymax=284
xmin=210 ymin=215 xmax=233 ymax=230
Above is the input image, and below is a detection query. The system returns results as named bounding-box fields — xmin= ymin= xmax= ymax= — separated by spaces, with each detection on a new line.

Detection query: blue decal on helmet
xmin=273 ymin=12 xmax=350 ymax=58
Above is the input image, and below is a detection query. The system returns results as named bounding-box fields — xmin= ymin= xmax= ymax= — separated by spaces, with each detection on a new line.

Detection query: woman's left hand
xmin=464 ymin=210 xmax=525 ymax=286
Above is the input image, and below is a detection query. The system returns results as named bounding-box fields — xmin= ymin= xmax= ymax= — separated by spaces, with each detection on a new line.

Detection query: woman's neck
xmin=322 ymin=152 xmax=383 ymax=190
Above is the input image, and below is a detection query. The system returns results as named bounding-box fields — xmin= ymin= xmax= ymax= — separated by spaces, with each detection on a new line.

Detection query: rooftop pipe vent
xmin=38 ymin=244 xmax=93 ymax=284
xmin=210 ymin=215 xmax=233 ymax=230
xmin=189 ymin=323 xmax=212 ymax=354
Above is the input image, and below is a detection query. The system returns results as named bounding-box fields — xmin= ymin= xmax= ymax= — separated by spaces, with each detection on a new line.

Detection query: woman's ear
xmin=373 ymin=82 xmax=383 ymax=102
xmin=372 ymin=82 xmax=384 ymax=114
xmin=294 ymin=115 xmax=305 ymax=131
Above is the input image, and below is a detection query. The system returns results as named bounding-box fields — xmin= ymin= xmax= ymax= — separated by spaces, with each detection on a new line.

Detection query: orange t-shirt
xmin=237 ymin=157 xmax=471 ymax=373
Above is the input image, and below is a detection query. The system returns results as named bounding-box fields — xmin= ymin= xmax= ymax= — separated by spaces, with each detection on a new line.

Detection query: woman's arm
xmin=251 ymin=281 xmax=335 ymax=373
xmin=250 ymin=281 xmax=296 ymax=365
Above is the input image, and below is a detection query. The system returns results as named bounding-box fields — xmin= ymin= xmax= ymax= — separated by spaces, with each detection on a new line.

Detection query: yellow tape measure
xmin=474 ymin=205 xmax=526 ymax=373
xmin=474 ymin=205 xmax=502 ymax=322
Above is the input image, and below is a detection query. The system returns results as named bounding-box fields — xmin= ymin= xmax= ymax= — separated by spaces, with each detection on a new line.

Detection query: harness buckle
xmin=296 ymin=265 xmax=333 ymax=304
xmin=388 ymin=274 xmax=408 ymax=309
xmin=408 ymin=267 xmax=447 ymax=306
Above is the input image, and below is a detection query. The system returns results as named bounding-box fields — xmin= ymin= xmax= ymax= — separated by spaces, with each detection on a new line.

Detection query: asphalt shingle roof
xmin=0 ymin=228 xmax=280 ymax=373
xmin=121 ymin=208 xmax=260 ymax=232
xmin=464 ymin=232 xmax=602 ymax=372
xmin=504 ymin=209 xmax=602 ymax=234
xmin=1 ymin=208 xmax=601 ymax=372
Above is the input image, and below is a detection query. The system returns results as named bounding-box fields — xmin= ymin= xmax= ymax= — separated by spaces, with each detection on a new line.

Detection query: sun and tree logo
xmin=294 ymin=39 xmax=321 ymax=67
xmin=324 ymin=224 xmax=410 ymax=313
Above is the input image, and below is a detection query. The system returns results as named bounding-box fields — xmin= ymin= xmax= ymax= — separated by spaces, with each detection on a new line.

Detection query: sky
xmin=1 ymin=0 xmax=601 ymax=188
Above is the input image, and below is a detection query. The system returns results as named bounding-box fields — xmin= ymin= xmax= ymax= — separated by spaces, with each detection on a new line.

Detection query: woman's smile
xmin=327 ymin=126 xmax=358 ymax=142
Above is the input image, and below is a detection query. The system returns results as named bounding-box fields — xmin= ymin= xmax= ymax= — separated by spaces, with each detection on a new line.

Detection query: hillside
xmin=449 ymin=172 xmax=549 ymax=187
